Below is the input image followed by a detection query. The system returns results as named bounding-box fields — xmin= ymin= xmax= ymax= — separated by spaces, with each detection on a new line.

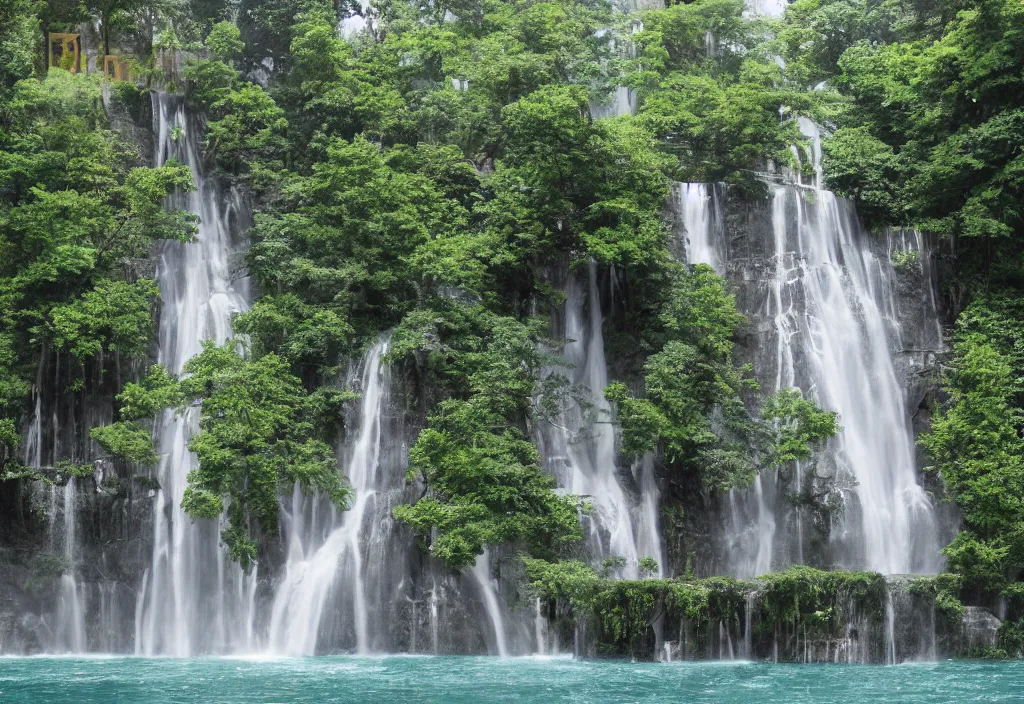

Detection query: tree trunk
xmin=102 ymin=14 xmax=110 ymax=60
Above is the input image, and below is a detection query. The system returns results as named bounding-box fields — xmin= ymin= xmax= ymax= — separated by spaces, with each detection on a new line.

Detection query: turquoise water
xmin=1 ymin=656 xmax=1022 ymax=703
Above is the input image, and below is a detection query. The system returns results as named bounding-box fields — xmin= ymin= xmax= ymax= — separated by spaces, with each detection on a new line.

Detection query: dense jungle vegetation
xmin=0 ymin=0 xmax=1022 ymax=654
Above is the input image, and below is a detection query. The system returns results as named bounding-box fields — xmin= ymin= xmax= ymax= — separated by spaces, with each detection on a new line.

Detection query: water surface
xmin=1 ymin=656 xmax=1020 ymax=703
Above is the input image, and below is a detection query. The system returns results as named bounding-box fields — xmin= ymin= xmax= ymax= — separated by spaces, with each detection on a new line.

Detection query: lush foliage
xmin=0 ymin=0 xmax=869 ymax=583
xmin=920 ymin=297 xmax=1024 ymax=596
xmin=791 ymin=0 xmax=1024 ymax=269
xmin=390 ymin=305 xmax=582 ymax=568
xmin=93 ymin=342 xmax=349 ymax=568
xmin=633 ymin=0 xmax=816 ymax=186
xmin=908 ymin=574 xmax=967 ymax=625
xmin=0 ymin=72 xmax=194 ymax=477
xmin=606 ymin=265 xmax=838 ymax=491
xmin=759 ymin=388 xmax=841 ymax=468
xmin=604 ymin=262 xmax=755 ymax=488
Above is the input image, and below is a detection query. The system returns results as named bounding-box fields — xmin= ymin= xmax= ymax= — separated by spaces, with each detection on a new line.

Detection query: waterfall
xmin=885 ymin=588 xmax=897 ymax=664
xmin=700 ymin=0 xmax=937 ymax=577
xmin=718 ymin=621 xmax=735 ymax=660
xmin=673 ymin=182 xmax=726 ymax=272
xmin=135 ymin=93 xmax=255 ymax=656
xmin=534 ymin=597 xmax=547 ymax=655
xmin=265 ymin=488 xmax=350 ymax=656
xmin=471 ymin=551 xmax=509 ymax=658
xmin=748 ymin=0 xmax=937 ymax=577
xmin=430 ymin=583 xmax=440 ymax=654
xmin=590 ymin=86 xmax=637 ymax=119
xmin=765 ymin=182 xmax=939 ymax=574
xmin=677 ymin=157 xmax=942 ymax=577
xmin=669 ymin=0 xmax=942 ymax=575
xmin=56 ymin=477 xmax=86 ymax=653
xmin=744 ymin=592 xmax=754 ymax=659
xmin=338 ymin=0 xmax=371 ymax=39
xmin=536 ymin=261 xmax=663 ymax=578
xmin=743 ymin=0 xmax=788 ymax=18
xmin=25 ymin=370 xmax=87 ymax=652
xmin=725 ymin=475 xmax=775 ymax=577
xmin=633 ymin=454 xmax=665 ymax=577
xmin=267 ymin=337 xmax=390 ymax=656
xmin=24 ymin=382 xmax=41 ymax=471
xmin=928 ymin=602 xmax=938 ymax=661
xmin=590 ymin=15 xmax=644 ymax=120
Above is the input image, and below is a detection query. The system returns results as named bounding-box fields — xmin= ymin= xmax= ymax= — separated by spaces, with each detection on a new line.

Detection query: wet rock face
xmin=0 ymin=82 xmax=170 ymax=655
xmin=0 ymin=472 xmax=153 ymax=653
xmin=0 ymin=345 xmax=155 ymax=654
xmin=0 ymin=340 xmax=538 ymax=655
xmin=10 ymin=434 xmax=147 ymax=644
xmin=719 ymin=188 xmax=947 ymax=440
xmin=662 ymin=184 xmax=953 ymax=577
xmin=961 ymin=607 xmax=1001 ymax=651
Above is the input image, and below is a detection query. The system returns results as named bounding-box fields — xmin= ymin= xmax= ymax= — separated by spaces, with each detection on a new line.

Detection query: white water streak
xmin=266 ymin=338 xmax=389 ymax=656
xmin=57 ymin=477 xmax=86 ymax=652
xmin=680 ymin=135 xmax=939 ymax=576
xmin=675 ymin=182 xmax=726 ymax=273
xmin=539 ymin=261 xmax=664 ymax=578
xmin=471 ymin=551 xmax=508 ymax=658
xmin=136 ymin=93 xmax=254 ymax=656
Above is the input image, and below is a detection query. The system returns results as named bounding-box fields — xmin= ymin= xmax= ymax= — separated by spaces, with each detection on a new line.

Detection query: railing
xmin=48 ymin=32 xmax=81 ymax=73
xmin=47 ymin=31 xmax=133 ymax=81
xmin=101 ymin=54 xmax=130 ymax=81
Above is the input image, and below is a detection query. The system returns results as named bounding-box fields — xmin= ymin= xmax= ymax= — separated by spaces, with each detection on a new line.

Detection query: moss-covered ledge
xmin=524 ymin=561 xmax=1005 ymax=662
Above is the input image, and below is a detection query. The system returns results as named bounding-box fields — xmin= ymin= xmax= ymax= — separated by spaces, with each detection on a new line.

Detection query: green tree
xmin=760 ymin=388 xmax=840 ymax=468
xmin=87 ymin=0 xmax=148 ymax=56
xmin=0 ymin=0 xmax=38 ymax=93
xmin=92 ymin=342 xmax=350 ymax=568
xmin=921 ymin=320 xmax=1024 ymax=594
xmin=0 ymin=72 xmax=194 ymax=474
xmin=390 ymin=303 xmax=582 ymax=568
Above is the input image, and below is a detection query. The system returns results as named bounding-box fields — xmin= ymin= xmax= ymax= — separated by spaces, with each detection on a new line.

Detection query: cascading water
xmin=590 ymin=13 xmax=645 ymax=120
xmin=743 ymin=0 xmax=787 ymax=18
xmin=672 ymin=182 xmax=726 ymax=272
xmin=633 ymin=454 xmax=664 ymax=576
xmin=429 ymin=585 xmax=441 ymax=654
xmin=676 ymin=155 xmax=943 ymax=576
xmin=536 ymin=261 xmax=664 ymax=578
xmin=534 ymin=597 xmax=547 ymax=655
xmin=266 ymin=337 xmax=392 ymax=656
xmin=744 ymin=592 xmax=754 ymax=659
xmin=338 ymin=0 xmax=371 ymax=39
xmin=24 ymin=380 xmax=41 ymax=474
xmin=56 ymin=477 xmax=86 ymax=653
xmin=24 ymin=366 xmax=87 ymax=653
xmin=135 ymin=93 xmax=256 ymax=656
xmin=590 ymin=85 xmax=637 ymax=120
xmin=718 ymin=621 xmax=735 ymax=660
xmin=471 ymin=551 xmax=509 ymax=658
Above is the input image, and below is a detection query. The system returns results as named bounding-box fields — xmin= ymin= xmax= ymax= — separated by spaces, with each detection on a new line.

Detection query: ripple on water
xmin=0 ymin=657 xmax=1021 ymax=704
